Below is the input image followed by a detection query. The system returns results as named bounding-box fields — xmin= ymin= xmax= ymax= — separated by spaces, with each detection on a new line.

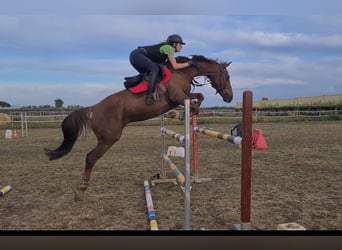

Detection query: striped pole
xmin=193 ymin=127 xmax=242 ymax=145
xmin=160 ymin=127 xmax=185 ymax=145
xmin=143 ymin=180 xmax=159 ymax=231
xmin=0 ymin=185 xmax=12 ymax=197
xmin=162 ymin=153 xmax=185 ymax=186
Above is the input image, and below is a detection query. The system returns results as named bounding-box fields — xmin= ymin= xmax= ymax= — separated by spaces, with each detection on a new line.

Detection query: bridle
xmin=189 ymin=59 xmax=231 ymax=96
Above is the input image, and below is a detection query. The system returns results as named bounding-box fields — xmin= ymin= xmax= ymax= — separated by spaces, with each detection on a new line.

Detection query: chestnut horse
xmin=45 ymin=55 xmax=233 ymax=201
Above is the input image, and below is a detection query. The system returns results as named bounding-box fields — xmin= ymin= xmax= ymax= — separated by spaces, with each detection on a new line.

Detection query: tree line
xmin=0 ymin=98 xmax=84 ymax=110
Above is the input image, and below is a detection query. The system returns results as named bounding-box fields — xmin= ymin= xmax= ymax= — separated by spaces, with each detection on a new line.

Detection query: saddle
xmin=124 ymin=65 xmax=172 ymax=94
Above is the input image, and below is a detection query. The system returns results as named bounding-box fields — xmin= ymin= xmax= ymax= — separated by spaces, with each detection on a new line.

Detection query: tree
xmin=54 ymin=98 xmax=64 ymax=108
xmin=0 ymin=101 xmax=11 ymax=107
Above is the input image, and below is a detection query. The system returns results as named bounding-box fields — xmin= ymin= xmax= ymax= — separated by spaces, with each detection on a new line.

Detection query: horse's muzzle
xmin=221 ymin=91 xmax=233 ymax=103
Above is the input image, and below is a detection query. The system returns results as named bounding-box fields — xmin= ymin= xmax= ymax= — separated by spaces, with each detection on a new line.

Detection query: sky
xmin=0 ymin=1 xmax=341 ymax=108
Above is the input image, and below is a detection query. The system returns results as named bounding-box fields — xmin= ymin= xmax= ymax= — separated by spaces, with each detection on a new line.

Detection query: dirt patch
xmin=0 ymin=121 xmax=341 ymax=230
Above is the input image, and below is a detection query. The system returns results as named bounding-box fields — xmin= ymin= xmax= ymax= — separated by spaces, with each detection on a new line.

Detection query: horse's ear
xmin=222 ymin=61 xmax=232 ymax=68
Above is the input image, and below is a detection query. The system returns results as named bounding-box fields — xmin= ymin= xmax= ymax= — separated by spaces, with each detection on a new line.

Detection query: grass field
xmin=0 ymin=120 xmax=341 ymax=230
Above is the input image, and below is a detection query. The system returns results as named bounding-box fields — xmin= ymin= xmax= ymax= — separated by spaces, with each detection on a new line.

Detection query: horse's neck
xmin=176 ymin=67 xmax=200 ymax=79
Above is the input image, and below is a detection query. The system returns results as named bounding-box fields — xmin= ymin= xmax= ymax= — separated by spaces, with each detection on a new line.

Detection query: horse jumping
xmin=44 ymin=55 xmax=233 ymax=201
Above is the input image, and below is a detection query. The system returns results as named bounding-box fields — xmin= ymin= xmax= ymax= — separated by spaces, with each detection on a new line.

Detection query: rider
xmin=129 ymin=34 xmax=192 ymax=105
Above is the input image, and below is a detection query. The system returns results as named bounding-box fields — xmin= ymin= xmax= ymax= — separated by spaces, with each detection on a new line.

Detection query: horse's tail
xmin=45 ymin=107 xmax=90 ymax=161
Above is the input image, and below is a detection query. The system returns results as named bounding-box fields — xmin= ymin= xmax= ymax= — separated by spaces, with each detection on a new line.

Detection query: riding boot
xmin=145 ymin=71 xmax=158 ymax=105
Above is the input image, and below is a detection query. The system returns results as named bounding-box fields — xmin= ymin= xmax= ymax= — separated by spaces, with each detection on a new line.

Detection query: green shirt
xmin=160 ymin=44 xmax=175 ymax=56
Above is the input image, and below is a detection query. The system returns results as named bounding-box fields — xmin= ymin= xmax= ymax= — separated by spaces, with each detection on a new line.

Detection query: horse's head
xmin=190 ymin=55 xmax=233 ymax=103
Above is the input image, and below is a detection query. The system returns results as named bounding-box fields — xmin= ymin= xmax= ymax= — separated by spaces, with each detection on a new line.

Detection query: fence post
xmin=240 ymin=90 xmax=253 ymax=230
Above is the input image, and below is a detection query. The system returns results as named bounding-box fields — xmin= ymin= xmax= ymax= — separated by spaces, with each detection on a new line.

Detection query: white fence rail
xmin=3 ymin=108 xmax=342 ymax=128
xmin=198 ymin=109 xmax=342 ymax=117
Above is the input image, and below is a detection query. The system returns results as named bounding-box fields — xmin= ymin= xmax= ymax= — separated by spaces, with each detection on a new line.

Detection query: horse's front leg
xmin=189 ymin=93 xmax=204 ymax=107
xmin=168 ymin=90 xmax=203 ymax=117
xmin=189 ymin=93 xmax=204 ymax=115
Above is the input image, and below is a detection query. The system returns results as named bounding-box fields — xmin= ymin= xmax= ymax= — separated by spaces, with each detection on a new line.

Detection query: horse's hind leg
xmin=74 ymin=139 xmax=115 ymax=201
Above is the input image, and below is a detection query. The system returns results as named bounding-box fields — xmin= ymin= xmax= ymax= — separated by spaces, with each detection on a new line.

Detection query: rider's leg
xmin=129 ymin=50 xmax=159 ymax=105
xmin=145 ymin=65 xmax=159 ymax=105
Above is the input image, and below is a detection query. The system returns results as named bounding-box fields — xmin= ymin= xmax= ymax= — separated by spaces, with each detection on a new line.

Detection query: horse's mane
xmin=165 ymin=55 xmax=221 ymax=71
xmin=176 ymin=55 xmax=218 ymax=64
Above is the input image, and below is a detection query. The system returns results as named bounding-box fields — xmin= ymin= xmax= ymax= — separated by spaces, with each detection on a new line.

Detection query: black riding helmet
xmin=167 ymin=34 xmax=186 ymax=45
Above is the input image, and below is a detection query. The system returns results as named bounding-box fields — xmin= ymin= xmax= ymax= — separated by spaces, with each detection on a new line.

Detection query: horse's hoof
xmin=74 ymin=190 xmax=83 ymax=202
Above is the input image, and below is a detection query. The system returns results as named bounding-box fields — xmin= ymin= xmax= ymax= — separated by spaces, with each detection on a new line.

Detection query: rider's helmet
xmin=167 ymin=34 xmax=186 ymax=45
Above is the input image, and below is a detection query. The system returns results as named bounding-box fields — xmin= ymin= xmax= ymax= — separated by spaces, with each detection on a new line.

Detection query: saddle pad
xmin=128 ymin=66 xmax=172 ymax=94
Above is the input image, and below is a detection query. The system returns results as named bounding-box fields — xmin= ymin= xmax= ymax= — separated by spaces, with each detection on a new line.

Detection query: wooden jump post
xmin=238 ymin=90 xmax=253 ymax=230
xmin=191 ymin=117 xmax=213 ymax=183
xmin=192 ymin=90 xmax=253 ymax=230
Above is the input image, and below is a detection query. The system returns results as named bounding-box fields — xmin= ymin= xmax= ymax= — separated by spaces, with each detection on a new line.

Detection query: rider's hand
xmin=188 ymin=60 xmax=195 ymax=66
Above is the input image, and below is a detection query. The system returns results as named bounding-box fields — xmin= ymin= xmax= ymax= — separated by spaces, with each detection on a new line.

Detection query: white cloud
xmin=0 ymin=82 xmax=122 ymax=107
xmin=1 ymin=15 xmax=341 ymax=54
xmin=1 ymin=15 xmax=342 ymax=107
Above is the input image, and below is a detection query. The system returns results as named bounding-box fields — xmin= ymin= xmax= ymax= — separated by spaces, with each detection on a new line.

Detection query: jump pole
xmin=0 ymin=185 xmax=12 ymax=197
xmin=162 ymin=153 xmax=185 ymax=187
xmin=193 ymin=127 xmax=242 ymax=145
xmin=160 ymin=127 xmax=185 ymax=145
xmin=144 ymin=180 xmax=159 ymax=230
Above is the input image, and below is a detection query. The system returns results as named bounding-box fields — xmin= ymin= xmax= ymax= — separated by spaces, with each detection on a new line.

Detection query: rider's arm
xmin=168 ymin=55 xmax=191 ymax=70
xmin=160 ymin=44 xmax=190 ymax=70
